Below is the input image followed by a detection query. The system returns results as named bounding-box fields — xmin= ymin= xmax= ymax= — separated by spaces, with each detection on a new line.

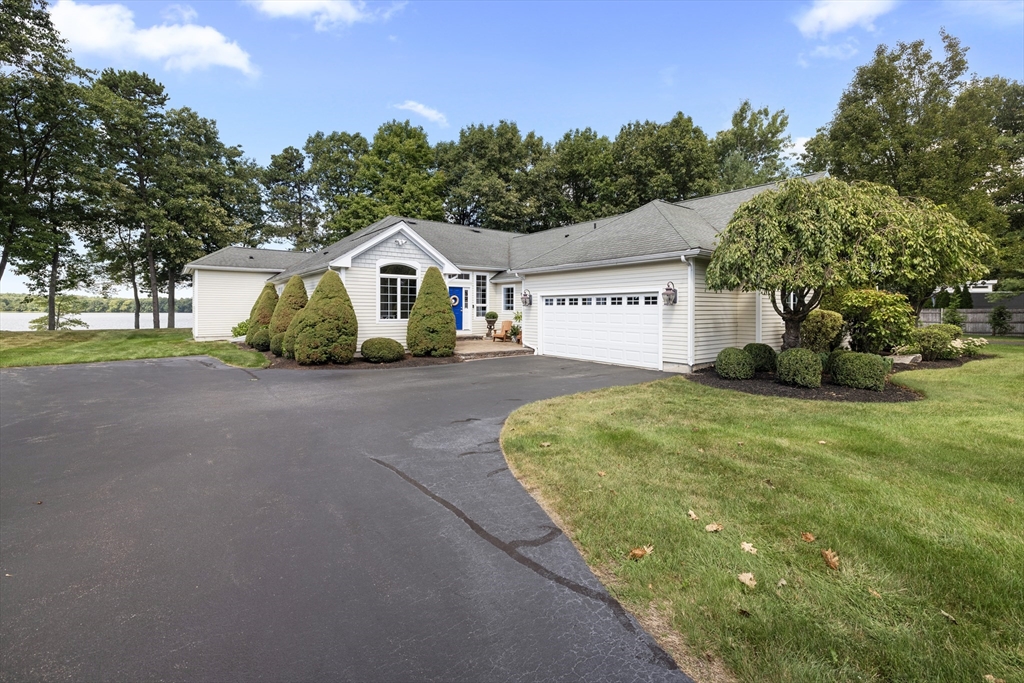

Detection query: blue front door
xmin=449 ymin=286 xmax=463 ymax=330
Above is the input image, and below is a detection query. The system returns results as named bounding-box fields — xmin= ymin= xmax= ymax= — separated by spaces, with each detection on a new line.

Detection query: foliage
xmin=230 ymin=320 xmax=249 ymax=338
xmin=933 ymin=290 xmax=951 ymax=309
xmin=776 ymin=348 xmax=822 ymax=388
xmin=509 ymin=324 xmax=521 ymax=338
xmin=838 ymin=289 xmax=915 ymax=355
xmin=268 ymin=276 xmax=308 ymax=356
xmin=950 ymin=337 xmax=988 ymax=357
xmin=742 ymin=343 xmax=776 ymax=373
xmin=712 ymin=100 xmax=792 ymax=191
xmin=799 ymin=309 xmax=844 ymax=353
xmin=288 ymin=270 xmax=358 ymax=365
xmin=715 ymin=347 xmax=755 ymax=380
xmin=485 ymin=310 xmax=498 ymax=320
xmin=245 ymin=283 xmax=277 ymax=350
xmin=262 ymin=145 xmax=322 ymax=250
xmin=27 ymin=295 xmax=87 ymax=330
xmin=503 ymin=345 xmax=1024 ymax=683
xmin=826 ymin=348 xmax=850 ymax=375
xmin=831 ymin=352 xmax=887 ymax=392
xmin=912 ymin=326 xmax=959 ymax=361
xmin=360 ymin=337 xmax=405 ymax=363
xmin=989 ymin=305 xmax=1012 ymax=336
xmin=931 ymin=323 xmax=963 ymax=340
xmin=0 ymin=293 xmax=191 ymax=313
xmin=942 ymin=306 xmax=965 ymax=327
xmin=407 ymin=266 xmax=456 ymax=357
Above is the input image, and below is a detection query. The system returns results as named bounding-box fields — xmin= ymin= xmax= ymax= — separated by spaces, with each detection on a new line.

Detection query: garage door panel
xmin=541 ymin=292 xmax=660 ymax=370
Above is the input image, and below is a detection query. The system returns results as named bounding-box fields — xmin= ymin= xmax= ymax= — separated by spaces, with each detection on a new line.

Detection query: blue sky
xmin=3 ymin=0 xmax=1023 ymax=295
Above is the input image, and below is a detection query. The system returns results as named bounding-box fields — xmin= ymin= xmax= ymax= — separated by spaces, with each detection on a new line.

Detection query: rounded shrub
xmin=715 ymin=347 xmax=755 ymax=380
xmin=407 ymin=266 xmax=457 ymax=357
xmin=930 ymin=323 xmax=962 ymax=340
xmin=800 ymin=309 xmax=844 ymax=353
xmin=912 ymin=326 xmax=957 ymax=361
xmin=838 ymin=289 xmax=914 ymax=355
xmin=291 ymin=270 xmax=358 ymax=365
xmin=742 ymin=343 xmax=777 ymax=373
xmin=269 ymin=276 xmax=308 ymax=356
xmin=360 ymin=337 xmax=405 ymax=363
xmin=832 ymin=351 xmax=887 ymax=392
xmin=777 ymin=348 xmax=822 ymax=388
xmin=245 ymin=283 xmax=278 ymax=351
xmin=826 ymin=348 xmax=850 ymax=376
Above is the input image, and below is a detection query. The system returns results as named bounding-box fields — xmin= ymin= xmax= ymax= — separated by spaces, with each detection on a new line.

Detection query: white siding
xmin=193 ymin=268 xmax=276 ymax=341
xmin=759 ymin=294 xmax=786 ymax=350
xmin=520 ymin=261 xmax=688 ymax=370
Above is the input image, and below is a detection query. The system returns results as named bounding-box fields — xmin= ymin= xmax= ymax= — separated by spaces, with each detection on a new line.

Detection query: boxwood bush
xmin=290 ymin=271 xmax=358 ymax=365
xmin=715 ymin=347 xmax=755 ymax=380
xmin=269 ymin=276 xmax=308 ymax=357
xmin=407 ymin=267 xmax=456 ymax=357
xmin=826 ymin=348 xmax=850 ymax=376
xmin=912 ymin=326 xmax=958 ymax=361
xmin=360 ymin=337 xmax=405 ymax=363
xmin=742 ymin=343 xmax=777 ymax=372
xmin=245 ymin=283 xmax=278 ymax=350
xmin=777 ymin=348 xmax=822 ymax=388
xmin=800 ymin=309 xmax=844 ymax=353
xmin=832 ymin=351 xmax=887 ymax=392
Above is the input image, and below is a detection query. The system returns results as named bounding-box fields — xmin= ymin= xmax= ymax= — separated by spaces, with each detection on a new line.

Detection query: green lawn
xmin=0 ymin=328 xmax=268 ymax=368
xmin=503 ymin=347 xmax=1024 ymax=683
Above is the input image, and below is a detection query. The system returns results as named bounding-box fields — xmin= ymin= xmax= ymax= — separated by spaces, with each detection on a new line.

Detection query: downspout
xmin=684 ymin=256 xmax=696 ymax=368
xmin=755 ymin=291 xmax=762 ymax=343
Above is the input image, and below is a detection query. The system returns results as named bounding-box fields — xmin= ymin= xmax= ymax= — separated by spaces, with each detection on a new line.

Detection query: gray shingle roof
xmin=183 ymin=246 xmax=309 ymax=272
xmin=675 ymin=172 xmax=828 ymax=232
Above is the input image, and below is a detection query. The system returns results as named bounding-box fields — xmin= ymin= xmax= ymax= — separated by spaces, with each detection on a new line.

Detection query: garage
xmin=539 ymin=293 xmax=661 ymax=369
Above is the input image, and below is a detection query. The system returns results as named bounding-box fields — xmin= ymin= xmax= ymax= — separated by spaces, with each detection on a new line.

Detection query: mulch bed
xmin=235 ymin=343 xmax=463 ymax=370
xmin=687 ymin=355 xmax=994 ymax=403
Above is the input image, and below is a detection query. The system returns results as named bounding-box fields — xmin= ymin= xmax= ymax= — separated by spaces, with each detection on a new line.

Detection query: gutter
xmin=182 ymin=265 xmax=287 ymax=275
xmin=514 ymin=251 xmax=691 ymax=275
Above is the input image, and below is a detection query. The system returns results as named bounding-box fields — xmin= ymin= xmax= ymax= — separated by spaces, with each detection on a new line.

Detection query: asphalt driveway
xmin=0 ymin=355 xmax=691 ymax=682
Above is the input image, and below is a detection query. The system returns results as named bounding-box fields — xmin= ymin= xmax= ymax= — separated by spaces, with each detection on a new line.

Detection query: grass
xmin=0 ymin=328 xmax=268 ymax=369
xmin=502 ymin=347 xmax=1024 ymax=683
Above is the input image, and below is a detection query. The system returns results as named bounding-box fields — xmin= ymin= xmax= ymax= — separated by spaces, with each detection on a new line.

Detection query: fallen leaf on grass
xmin=801 ymin=532 xmax=815 ymax=543
xmin=764 ymin=479 xmax=775 ymax=489
xmin=741 ymin=542 xmax=758 ymax=555
xmin=540 ymin=442 xmax=551 ymax=448
xmin=705 ymin=523 xmax=723 ymax=533
xmin=688 ymin=510 xmax=699 ymax=520
xmin=984 ymin=675 xmax=1006 ymax=683
xmin=776 ymin=578 xmax=787 ymax=588
xmin=821 ymin=549 xmax=840 ymax=570
xmin=697 ymin=448 xmax=705 ymax=453
xmin=737 ymin=572 xmax=756 ymax=588
xmin=737 ymin=441 xmax=744 ymax=446
xmin=940 ymin=609 xmax=957 ymax=624
xmin=818 ymin=440 xmax=827 ymax=445
xmin=628 ymin=545 xmax=654 ymax=561
xmin=869 ymin=588 xmax=882 ymax=599
xmin=597 ymin=471 xmax=606 ymax=477
xmin=737 ymin=608 xmax=751 ymax=617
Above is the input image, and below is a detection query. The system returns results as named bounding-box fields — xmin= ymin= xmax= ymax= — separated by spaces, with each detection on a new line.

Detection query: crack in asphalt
xmin=369 ymin=457 xmax=678 ymax=672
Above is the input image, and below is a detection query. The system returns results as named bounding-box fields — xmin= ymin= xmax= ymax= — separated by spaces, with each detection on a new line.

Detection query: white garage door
xmin=540 ymin=293 xmax=661 ymax=369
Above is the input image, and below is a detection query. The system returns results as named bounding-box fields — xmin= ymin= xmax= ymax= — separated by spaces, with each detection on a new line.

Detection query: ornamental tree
xmin=268 ymin=276 xmax=308 ymax=356
xmin=406 ymin=266 xmax=456 ymax=357
xmin=245 ymin=282 xmax=277 ymax=349
xmin=290 ymin=270 xmax=357 ymax=365
xmin=705 ymin=177 xmax=991 ymax=348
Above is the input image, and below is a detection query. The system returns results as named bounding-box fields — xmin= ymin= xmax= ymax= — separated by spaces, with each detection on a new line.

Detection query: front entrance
xmin=449 ymin=286 xmax=464 ymax=330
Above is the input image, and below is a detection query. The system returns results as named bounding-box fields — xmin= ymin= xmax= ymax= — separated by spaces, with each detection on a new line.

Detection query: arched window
xmin=380 ymin=264 xmax=417 ymax=320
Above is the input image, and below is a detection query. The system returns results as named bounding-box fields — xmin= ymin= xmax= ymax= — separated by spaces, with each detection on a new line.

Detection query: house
xmin=184 ymin=179 xmax=796 ymax=372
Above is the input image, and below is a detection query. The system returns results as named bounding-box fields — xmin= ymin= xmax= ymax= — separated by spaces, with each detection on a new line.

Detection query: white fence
xmin=919 ymin=309 xmax=1024 ymax=336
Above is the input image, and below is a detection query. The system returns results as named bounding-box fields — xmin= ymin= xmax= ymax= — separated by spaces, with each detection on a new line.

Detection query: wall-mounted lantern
xmin=521 ymin=289 xmax=533 ymax=306
xmin=661 ymin=281 xmax=678 ymax=305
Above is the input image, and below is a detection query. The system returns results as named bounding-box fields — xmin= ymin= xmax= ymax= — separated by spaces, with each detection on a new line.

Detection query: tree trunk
xmin=131 ymin=276 xmax=141 ymax=329
xmin=0 ymin=241 xmax=9 ymax=281
xmin=167 ymin=272 xmax=175 ymax=328
xmin=782 ymin=317 xmax=801 ymax=350
xmin=145 ymin=234 xmax=161 ymax=329
xmin=47 ymin=240 xmax=59 ymax=331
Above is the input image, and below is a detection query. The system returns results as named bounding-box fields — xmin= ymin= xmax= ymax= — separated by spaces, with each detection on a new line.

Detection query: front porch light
xmin=521 ymin=289 xmax=533 ymax=306
xmin=661 ymin=281 xmax=678 ymax=305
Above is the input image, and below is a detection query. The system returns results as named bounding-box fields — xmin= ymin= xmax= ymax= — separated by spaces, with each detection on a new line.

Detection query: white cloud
xmin=50 ymin=0 xmax=256 ymax=75
xmin=247 ymin=0 xmax=405 ymax=30
xmin=809 ymin=39 xmax=859 ymax=60
xmin=162 ymin=4 xmax=197 ymax=23
xmin=794 ymin=0 xmax=897 ymax=38
xmin=787 ymin=136 xmax=812 ymax=160
xmin=394 ymin=100 xmax=448 ymax=127
xmin=942 ymin=0 xmax=1023 ymax=25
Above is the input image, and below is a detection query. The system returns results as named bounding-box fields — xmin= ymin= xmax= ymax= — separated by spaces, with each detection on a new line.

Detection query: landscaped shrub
xmin=742 ymin=343 xmax=777 ymax=372
xmin=826 ymin=348 xmax=850 ymax=375
xmin=832 ymin=352 xmax=887 ymax=392
xmin=912 ymin=327 xmax=957 ymax=361
xmin=360 ymin=337 xmax=405 ymax=363
xmin=933 ymin=290 xmax=952 ymax=309
xmin=715 ymin=347 xmax=755 ymax=379
xmin=246 ymin=283 xmax=278 ymax=351
xmin=838 ymin=289 xmax=914 ymax=355
xmin=282 ymin=308 xmax=304 ymax=359
xmin=290 ymin=270 xmax=358 ymax=365
xmin=407 ymin=266 xmax=456 ymax=357
xmin=777 ymin=348 xmax=822 ymax=388
xmin=989 ymin=305 xmax=1012 ymax=336
xmin=950 ymin=337 xmax=988 ymax=358
xmin=942 ymin=306 xmax=965 ymax=327
xmin=269 ymin=276 xmax=308 ymax=356
xmin=800 ymin=309 xmax=844 ymax=353
xmin=931 ymin=323 xmax=963 ymax=340
xmin=231 ymin=320 xmax=250 ymax=337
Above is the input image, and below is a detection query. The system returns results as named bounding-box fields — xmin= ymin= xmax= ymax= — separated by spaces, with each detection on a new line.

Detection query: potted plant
xmin=485 ymin=310 xmax=498 ymax=337
xmin=510 ymin=324 xmax=521 ymax=343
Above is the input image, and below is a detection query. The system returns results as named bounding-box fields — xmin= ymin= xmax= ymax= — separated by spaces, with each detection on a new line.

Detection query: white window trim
xmin=503 ymin=286 xmax=515 ymax=312
xmin=378 ymin=261 xmax=419 ymax=323
xmin=474 ymin=273 xmax=489 ymax=318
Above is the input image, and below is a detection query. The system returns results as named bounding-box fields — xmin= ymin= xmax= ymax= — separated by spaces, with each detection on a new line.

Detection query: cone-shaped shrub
xmin=407 ymin=266 xmax=456 ymax=357
xmin=269 ymin=276 xmax=308 ymax=356
xmin=282 ymin=308 xmax=304 ymax=359
xmin=291 ymin=270 xmax=358 ymax=365
xmin=245 ymin=283 xmax=278 ymax=350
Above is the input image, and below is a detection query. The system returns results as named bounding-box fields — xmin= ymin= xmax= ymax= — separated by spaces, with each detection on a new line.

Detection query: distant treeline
xmin=0 ymin=294 xmax=192 ymax=313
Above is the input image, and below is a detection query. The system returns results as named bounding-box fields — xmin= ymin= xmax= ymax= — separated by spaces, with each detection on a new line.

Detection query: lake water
xmin=0 ymin=311 xmax=194 ymax=332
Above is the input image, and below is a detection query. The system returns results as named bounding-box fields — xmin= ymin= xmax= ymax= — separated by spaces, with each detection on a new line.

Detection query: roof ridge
xmin=674 ymin=172 xmax=825 ymax=206
xmin=512 ymin=211 xmax=633 ymax=270
xmin=651 ymin=200 xmax=692 ymax=250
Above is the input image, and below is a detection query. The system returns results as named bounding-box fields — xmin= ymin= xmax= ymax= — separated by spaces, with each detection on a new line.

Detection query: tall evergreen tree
xmin=712 ymin=100 xmax=792 ymax=191
xmin=263 ymin=145 xmax=320 ymax=250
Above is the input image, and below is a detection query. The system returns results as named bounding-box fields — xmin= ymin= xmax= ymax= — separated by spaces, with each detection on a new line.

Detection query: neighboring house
xmin=185 ymin=178 xmax=800 ymax=372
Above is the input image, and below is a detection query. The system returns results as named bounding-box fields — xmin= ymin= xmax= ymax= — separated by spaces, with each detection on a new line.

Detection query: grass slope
xmin=0 ymin=329 xmax=268 ymax=369
xmin=503 ymin=347 xmax=1024 ymax=683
